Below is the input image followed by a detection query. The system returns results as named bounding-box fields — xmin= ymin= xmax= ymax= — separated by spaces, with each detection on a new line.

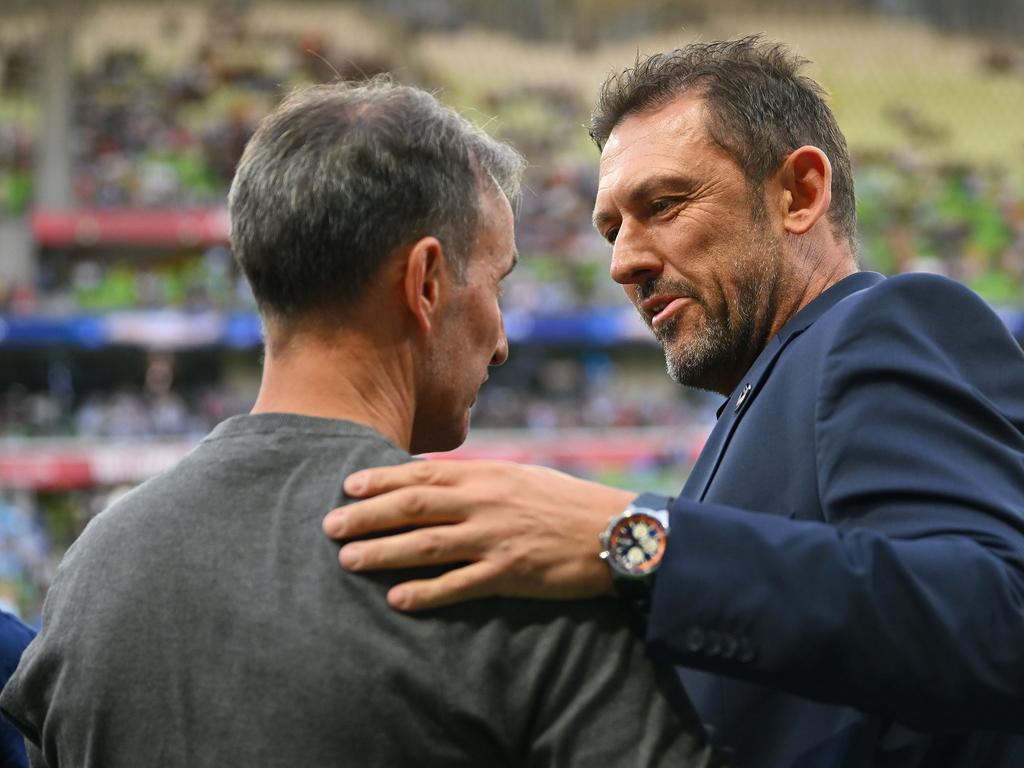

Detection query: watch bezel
xmin=600 ymin=507 xmax=669 ymax=578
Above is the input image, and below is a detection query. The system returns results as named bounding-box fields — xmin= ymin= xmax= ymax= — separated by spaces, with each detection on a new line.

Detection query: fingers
xmin=323 ymin=486 xmax=466 ymax=538
xmin=343 ymin=460 xmax=459 ymax=498
xmin=338 ymin=524 xmax=477 ymax=572
xmin=325 ymin=458 xmax=633 ymax=609
xmin=386 ymin=560 xmax=503 ymax=611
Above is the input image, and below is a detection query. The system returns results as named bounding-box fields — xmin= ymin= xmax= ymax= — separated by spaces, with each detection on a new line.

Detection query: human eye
xmin=651 ymin=197 xmax=680 ymax=214
xmin=604 ymin=226 xmax=619 ymax=246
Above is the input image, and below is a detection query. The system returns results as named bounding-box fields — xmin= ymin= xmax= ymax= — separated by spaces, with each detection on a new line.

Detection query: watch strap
xmin=630 ymin=492 xmax=673 ymax=529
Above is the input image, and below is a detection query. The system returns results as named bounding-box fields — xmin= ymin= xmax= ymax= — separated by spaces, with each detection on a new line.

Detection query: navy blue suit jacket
xmin=648 ymin=272 xmax=1024 ymax=766
xmin=0 ymin=611 xmax=33 ymax=768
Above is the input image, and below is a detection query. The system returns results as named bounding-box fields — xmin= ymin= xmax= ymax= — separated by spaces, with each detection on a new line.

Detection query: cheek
xmin=458 ymin=305 xmax=496 ymax=362
xmin=664 ymin=216 xmax=716 ymax=261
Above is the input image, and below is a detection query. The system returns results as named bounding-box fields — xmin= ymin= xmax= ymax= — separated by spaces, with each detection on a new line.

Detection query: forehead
xmin=471 ymin=187 xmax=515 ymax=267
xmin=595 ymin=94 xmax=732 ymax=205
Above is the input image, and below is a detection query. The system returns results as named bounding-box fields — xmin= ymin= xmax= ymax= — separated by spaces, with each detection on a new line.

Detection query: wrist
xmin=598 ymin=492 xmax=673 ymax=611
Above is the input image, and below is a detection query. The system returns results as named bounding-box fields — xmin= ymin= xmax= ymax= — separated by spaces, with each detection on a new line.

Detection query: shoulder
xmin=815 ymin=272 xmax=1020 ymax=371
xmin=806 ymin=273 xmax=1024 ymax=443
xmin=810 ymin=273 xmax=1024 ymax=448
xmin=830 ymin=272 xmax=1000 ymax=332
xmin=52 ymin=470 xmax=190 ymax=591
xmin=70 ymin=477 xmax=164 ymax=544
xmin=436 ymin=597 xmax=709 ymax=763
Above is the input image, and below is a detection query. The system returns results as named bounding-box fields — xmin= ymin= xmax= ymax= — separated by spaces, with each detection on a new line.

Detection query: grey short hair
xmin=228 ymin=76 xmax=526 ymax=321
xmin=590 ymin=36 xmax=857 ymax=250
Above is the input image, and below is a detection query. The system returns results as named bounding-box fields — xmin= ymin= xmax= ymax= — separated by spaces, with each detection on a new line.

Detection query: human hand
xmin=322 ymin=460 xmax=636 ymax=611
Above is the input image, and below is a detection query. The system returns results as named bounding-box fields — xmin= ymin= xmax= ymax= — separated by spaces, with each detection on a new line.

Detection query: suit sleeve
xmin=647 ymin=275 xmax=1024 ymax=733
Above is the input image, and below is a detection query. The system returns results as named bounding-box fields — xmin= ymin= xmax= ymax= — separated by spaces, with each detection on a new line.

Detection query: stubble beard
xmin=655 ymin=227 xmax=783 ymax=393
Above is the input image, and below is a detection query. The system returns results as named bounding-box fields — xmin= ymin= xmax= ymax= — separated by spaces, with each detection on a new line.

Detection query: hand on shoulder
xmin=322 ymin=459 xmax=635 ymax=610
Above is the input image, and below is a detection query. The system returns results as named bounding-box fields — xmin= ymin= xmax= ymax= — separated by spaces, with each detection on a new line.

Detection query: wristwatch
xmin=599 ymin=493 xmax=672 ymax=608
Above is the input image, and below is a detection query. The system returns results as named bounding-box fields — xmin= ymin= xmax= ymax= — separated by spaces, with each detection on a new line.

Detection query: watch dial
xmin=610 ymin=515 xmax=666 ymax=574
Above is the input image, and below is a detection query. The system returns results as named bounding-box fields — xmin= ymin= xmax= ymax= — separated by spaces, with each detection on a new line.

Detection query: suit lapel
xmin=682 ymin=333 xmax=791 ymax=500
xmin=680 ymin=272 xmax=886 ymax=502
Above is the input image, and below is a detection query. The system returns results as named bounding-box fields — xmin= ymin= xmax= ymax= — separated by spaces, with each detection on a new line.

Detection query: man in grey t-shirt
xmin=1 ymin=79 xmax=721 ymax=766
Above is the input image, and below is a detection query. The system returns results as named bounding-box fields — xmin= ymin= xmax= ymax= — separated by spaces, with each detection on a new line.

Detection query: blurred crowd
xmin=0 ymin=488 xmax=116 ymax=627
xmin=2 ymin=386 xmax=250 ymax=440
xmin=2 ymin=11 xmax=1023 ymax=315
xmin=30 ymin=245 xmax=252 ymax=315
xmin=0 ymin=492 xmax=50 ymax=626
xmin=1 ymin=11 xmax=386 ymax=214
xmin=0 ymin=351 xmax=715 ymax=439
xmin=856 ymin=156 xmax=1024 ymax=306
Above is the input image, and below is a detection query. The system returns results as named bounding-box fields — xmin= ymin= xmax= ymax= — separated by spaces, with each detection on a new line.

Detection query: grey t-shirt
xmin=2 ymin=413 xmax=717 ymax=767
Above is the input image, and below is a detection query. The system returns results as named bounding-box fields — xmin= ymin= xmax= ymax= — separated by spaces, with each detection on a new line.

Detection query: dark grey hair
xmin=590 ymin=35 xmax=857 ymax=249
xmin=229 ymin=76 xmax=526 ymax=321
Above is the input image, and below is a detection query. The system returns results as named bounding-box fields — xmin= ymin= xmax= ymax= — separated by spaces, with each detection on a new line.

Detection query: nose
xmin=609 ymin=224 xmax=663 ymax=286
xmin=490 ymin=314 xmax=509 ymax=367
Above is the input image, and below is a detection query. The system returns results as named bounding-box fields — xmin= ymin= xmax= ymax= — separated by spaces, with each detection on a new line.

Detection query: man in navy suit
xmin=322 ymin=36 xmax=1024 ymax=764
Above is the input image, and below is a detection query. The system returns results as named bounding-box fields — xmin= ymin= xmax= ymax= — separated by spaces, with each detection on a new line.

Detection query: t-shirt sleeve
xmin=26 ymin=741 xmax=49 ymax=768
xmin=0 ymin=521 xmax=103 ymax=766
xmin=438 ymin=597 xmax=723 ymax=767
xmin=520 ymin=601 xmax=719 ymax=767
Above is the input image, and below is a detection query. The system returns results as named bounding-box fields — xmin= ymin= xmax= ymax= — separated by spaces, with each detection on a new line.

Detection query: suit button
xmin=705 ymin=631 xmax=722 ymax=656
xmin=738 ymin=637 xmax=756 ymax=663
xmin=720 ymin=634 xmax=738 ymax=659
xmin=684 ymin=627 xmax=705 ymax=652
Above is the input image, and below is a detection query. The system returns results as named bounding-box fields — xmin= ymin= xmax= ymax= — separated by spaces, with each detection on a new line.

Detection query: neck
xmin=770 ymin=236 xmax=858 ymax=341
xmin=251 ymin=328 xmax=416 ymax=451
xmin=714 ymin=240 xmax=857 ymax=396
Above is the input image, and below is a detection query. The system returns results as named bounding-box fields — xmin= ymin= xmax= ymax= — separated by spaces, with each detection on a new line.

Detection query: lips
xmin=641 ymin=295 xmax=690 ymax=328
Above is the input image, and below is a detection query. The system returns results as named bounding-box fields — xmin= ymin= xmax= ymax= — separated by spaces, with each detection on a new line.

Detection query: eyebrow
xmin=592 ymin=173 xmax=700 ymax=231
xmin=591 ymin=208 xmax=617 ymax=233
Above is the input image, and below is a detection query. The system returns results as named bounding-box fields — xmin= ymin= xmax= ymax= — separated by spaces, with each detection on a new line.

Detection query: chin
xmin=409 ymin=413 xmax=470 ymax=455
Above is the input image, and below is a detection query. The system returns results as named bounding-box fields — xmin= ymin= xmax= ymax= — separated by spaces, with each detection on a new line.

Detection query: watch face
xmin=609 ymin=513 xmax=667 ymax=575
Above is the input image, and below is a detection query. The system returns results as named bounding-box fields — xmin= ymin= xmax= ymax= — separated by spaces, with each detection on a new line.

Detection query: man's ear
xmin=777 ymin=145 xmax=832 ymax=236
xmin=402 ymin=236 xmax=446 ymax=335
